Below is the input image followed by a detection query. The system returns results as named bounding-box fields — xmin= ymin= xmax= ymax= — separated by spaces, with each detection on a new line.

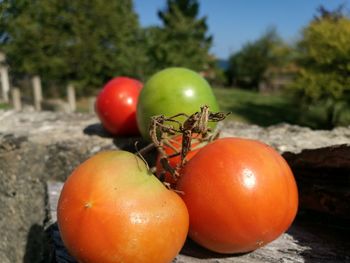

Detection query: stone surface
xmin=0 ymin=137 xmax=49 ymax=263
xmin=220 ymin=121 xmax=350 ymax=154
xmin=0 ymin=111 xmax=130 ymax=263
xmin=48 ymin=181 xmax=350 ymax=263
xmin=1 ymin=110 xmax=350 ymax=263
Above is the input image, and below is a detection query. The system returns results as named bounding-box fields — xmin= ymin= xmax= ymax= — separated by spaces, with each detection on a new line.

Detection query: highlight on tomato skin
xmin=57 ymin=150 xmax=189 ymax=263
xmin=176 ymin=137 xmax=299 ymax=254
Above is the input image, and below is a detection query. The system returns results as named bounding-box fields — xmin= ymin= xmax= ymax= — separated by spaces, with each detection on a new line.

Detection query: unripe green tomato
xmin=136 ymin=67 xmax=219 ymax=140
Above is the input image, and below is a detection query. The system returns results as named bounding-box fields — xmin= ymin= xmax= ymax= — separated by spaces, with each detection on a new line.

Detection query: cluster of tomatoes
xmin=57 ymin=68 xmax=298 ymax=263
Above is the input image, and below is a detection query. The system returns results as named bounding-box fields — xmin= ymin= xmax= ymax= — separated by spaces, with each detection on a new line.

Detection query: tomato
xmin=156 ymin=134 xmax=205 ymax=186
xmin=177 ymin=138 xmax=298 ymax=254
xmin=57 ymin=151 xmax=189 ymax=263
xmin=95 ymin=77 xmax=142 ymax=136
xmin=136 ymin=67 xmax=219 ymax=140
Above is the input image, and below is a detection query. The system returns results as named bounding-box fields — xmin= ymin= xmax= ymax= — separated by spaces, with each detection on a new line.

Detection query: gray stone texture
xmin=0 ymin=110 xmax=349 ymax=262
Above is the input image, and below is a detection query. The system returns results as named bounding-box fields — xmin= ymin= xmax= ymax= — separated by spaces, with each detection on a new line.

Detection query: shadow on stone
xmin=288 ymin=211 xmax=350 ymax=263
xmin=83 ymin=123 xmax=157 ymax=166
xmin=23 ymin=224 xmax=51 ymax=263
xmin=49 ymin=223 xmax=76 ymax=263
xmin=180 ymin=238 xmax=247 ymax=259
xmin=83 ymin=123 xmax=112 ymax=138
xmin=114 ymin=137 xmax=158 ymax=165
xmin=112 ymin=137 xmax=146 ymax=152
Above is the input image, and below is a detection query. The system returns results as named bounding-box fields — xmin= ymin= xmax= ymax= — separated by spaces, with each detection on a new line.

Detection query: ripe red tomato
xmin=57 ymin=151 xmax=189 ymax=263
xmin=177 ymin=138 xmax=298 ymax=254
xmin=156 ymin=134 xmax=205 ymax=185
xmin=95 ymin=77 xmax=142 ymax=136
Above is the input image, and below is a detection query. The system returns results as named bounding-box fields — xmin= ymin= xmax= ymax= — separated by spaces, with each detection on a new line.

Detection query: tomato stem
xmin=148 ymin=105 xmax=230 ymax=184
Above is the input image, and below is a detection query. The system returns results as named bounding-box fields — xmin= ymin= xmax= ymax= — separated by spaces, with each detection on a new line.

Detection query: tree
xmin=226 ymin=28 xmax=292 ymax=89
xmin=0 ymin=0 xmax=145 ymax=95
xmin=147 ymin=0 xmax=213 ymax=73
xmin=292 ymin=6 xmax=350 ymax=128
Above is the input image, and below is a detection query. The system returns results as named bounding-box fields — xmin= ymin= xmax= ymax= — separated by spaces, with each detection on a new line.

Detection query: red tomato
xmin=95 ymin=77 xmax=142 ymax=136
xmin=155 ymin=134 xmax=205 ymax=185
xmin=177 ymin=138 xmax=298 ymax=254
xmin=57 ymin=151 xmax=189 ymax=263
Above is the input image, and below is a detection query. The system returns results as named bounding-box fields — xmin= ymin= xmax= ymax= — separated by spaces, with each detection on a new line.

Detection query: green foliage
xmin=291 ymin=6 xmax=350 ymax=127
xmin=0 ymin=0 xmax=214 ymax=94
xmin=0 ymin=0 xmax=145 ymax=95
xmin=147 ymin=0 xmax=213 ymax=72
xmin=227 ymin=28 xmax=292 ymax=89
xmin=213 ymin=87 xmax=350 ymax=129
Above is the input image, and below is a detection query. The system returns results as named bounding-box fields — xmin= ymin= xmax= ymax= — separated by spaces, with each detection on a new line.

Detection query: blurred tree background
xmin=0 ymin=1 xmax=349 ymax=129
xmin=0 ymin=0 xmax=145 ymax=95
xmin=145 ymin=0 xmax=212 ymax=73
xmin=226 ymin=28 xmax=294 ymax=89
xmin=0 ymin=0 xmax=213 ymax=96
xmin=291 ymin=6 xmax=350 ymax=128
xmin=224 ymin=4 xmax=350 ymax=129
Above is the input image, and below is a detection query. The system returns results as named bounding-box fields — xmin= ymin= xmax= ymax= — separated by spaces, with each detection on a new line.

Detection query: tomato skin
xmin=95 ymin=77 xmax=142 ymax=136
xmin=136 ymin=67 xmax=219 ymax=140
xmin=57 ymin=151 xmax=189 ymax=263
xmin=177 ymin=138 xmax=298 ymax=254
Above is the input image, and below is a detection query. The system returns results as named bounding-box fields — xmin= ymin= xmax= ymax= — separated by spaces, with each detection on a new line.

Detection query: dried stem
xmin=148 ymin=105 xmax=230 ymax=184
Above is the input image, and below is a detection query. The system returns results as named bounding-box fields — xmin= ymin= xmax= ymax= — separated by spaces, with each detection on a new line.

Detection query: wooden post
xmin=67 ymin=84 xmax=76 ymax=112
xmin=32 ymin=75 xmax=42 ymax=111
xmin=88 ymin=97 xmax=96 ymax=114
xmin=0 ymin=66 xmax=10 ymax=103
xmin=11 ymin=88 xmax=22 ymax=111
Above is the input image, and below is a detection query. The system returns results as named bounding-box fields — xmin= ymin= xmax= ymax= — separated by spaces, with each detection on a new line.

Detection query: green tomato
xmin=136 ymin=67 xmax=219 ymax=140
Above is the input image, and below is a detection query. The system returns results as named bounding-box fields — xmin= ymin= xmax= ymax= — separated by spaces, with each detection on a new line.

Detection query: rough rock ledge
xmin=0 ymin=110 xmax=349 ymax=263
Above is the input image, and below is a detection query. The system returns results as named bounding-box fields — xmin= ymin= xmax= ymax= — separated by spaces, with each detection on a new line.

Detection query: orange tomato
xmin=177 ymin=137 xmax=298 ymax=254
xmin=155 ymin=134 xmax=205 ymax=185
xmin=57 ymin=151 xmax=189 ymax=263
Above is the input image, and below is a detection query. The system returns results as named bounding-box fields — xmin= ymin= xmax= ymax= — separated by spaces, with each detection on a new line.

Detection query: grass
xmin=0 ymin=103 xmax=11 ymax=110
xmin=76 ymin=97 xmax=95 ymax=113
xmin=4 ymin=86 xmax=344 ymax=130
xmin=76 ymin=87 xmax=350 ymax=129
xmin=212 ymin=87 xmax=348 ymax=129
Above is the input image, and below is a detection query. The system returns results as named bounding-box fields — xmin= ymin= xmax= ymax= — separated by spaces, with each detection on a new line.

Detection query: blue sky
xmin=134 ymin=0 xmax=349 ymax=59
